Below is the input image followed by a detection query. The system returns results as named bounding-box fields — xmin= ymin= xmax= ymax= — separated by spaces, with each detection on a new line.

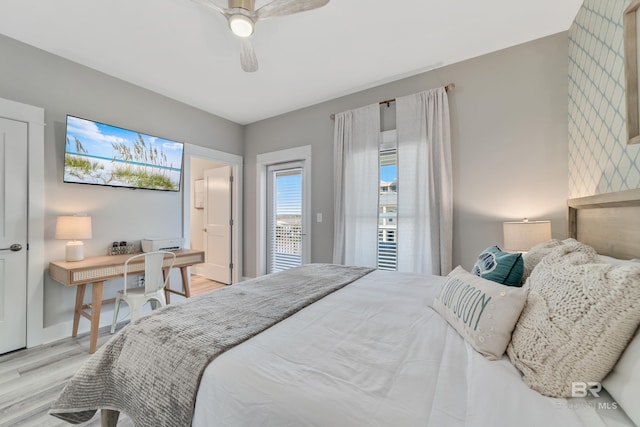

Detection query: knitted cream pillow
xmin=507 ymin=240 xmax=640 ymax=397
xmin=520 ymin=239 xmax=564 ymax=283
xmin=603 ymin=328 xmax=640 ymax=426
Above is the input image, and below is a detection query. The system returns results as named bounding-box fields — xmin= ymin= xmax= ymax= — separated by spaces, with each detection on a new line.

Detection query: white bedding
xmin=192 ymin=270 xmax=633 ymax=427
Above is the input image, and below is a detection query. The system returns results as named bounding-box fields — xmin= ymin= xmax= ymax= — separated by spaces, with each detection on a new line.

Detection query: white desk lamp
xmin=503 ymin=219 xmax=551 ymax=252
xmin=55 ymin=215 xmax=92 ymax=261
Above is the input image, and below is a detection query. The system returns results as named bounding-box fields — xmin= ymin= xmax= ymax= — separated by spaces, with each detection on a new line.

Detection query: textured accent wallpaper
xmin=568 ymin=0 xmax=640 ymax=198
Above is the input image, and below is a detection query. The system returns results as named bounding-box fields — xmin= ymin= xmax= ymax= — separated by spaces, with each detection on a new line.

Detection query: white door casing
xmin=0 ymin=117 xmax=28 ymax=354
xmin=182 ymin=143 xmax=242 ymax=285
xmin=202 ymin=165 xmax=232 ymax=284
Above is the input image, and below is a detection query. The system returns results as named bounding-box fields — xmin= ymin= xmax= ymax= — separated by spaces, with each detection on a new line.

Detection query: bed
xmin=50 ymin=189 xmax=640 ymax=427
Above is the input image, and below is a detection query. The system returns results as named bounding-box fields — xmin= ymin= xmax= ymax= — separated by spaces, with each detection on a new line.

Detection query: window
xmin=378 ymin=131 xmax=397 ymax=270
xmin=333 ymin=92 xmax=451 ymax=274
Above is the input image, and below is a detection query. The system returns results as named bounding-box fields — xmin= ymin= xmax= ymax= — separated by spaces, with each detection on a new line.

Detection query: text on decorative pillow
xmin=439 ymin=277 xmax=492 ymax=331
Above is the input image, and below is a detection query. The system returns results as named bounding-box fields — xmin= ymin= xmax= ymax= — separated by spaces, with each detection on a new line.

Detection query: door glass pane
xmin=270 ymin=167 xmax=303 ymax=273
xmin=378 ymin=149 xmax=397 ymax=270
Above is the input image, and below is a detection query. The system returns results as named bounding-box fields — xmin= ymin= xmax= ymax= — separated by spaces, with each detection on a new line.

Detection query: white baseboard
xmin=40 ymin=304 xmax=145 ymax=346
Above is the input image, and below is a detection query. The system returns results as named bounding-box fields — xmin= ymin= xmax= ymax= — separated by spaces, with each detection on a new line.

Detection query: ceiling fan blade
xmin=192 ymin=0 xmax=230 ymax=17
xmin=256 ymin=0 xmax=329 ymax=20
xmin=240 ymin=38 xmax=259 ymax=72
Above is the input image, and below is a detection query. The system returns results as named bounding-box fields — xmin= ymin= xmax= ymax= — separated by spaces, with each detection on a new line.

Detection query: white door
xmin=0 ymin=117 xmax=28 ymax=354
xmin=202 ymin=165 xmax=232 ymax=284
xmin=266 ymin=162 xmax=305 ymax=273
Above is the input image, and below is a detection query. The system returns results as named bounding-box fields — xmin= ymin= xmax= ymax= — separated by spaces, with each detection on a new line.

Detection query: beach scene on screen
xmin=64 ymin=116 xmax=183 ymax=191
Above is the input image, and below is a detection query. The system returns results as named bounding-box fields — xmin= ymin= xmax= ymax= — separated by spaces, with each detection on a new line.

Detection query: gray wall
xmin=1 ymin=29 xmax=569 ymax=337
xmin=244 ymin=32 xmax=569 ymax=276
xmin=0 ymin=34 xmax=243 ymax=333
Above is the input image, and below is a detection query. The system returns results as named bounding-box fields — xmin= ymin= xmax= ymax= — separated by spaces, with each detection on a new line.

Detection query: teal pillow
xmin=472 ymin=246 xmax=524 ymax=287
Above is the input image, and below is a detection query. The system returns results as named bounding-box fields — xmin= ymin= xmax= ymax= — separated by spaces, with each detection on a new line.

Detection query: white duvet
xmin=192 ymin=270 xmax=632 ymax=427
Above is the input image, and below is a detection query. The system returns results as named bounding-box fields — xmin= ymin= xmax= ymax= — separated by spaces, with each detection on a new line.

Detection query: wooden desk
xmin=49 ymin=249 xmax=205 ymax=353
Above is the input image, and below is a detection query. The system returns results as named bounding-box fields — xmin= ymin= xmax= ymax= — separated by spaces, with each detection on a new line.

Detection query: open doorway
xmin=183 ymin=144 xmax=242 ymax=288
xmin=190 ymin=158 xmax=232 ymax=286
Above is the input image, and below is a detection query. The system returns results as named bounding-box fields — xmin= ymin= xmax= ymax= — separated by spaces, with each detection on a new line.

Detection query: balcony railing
xmin=378 ymin=241 xmax=397 ymax=271
xmin=272 ymin=223 xmax=397 ymax=272
xmin=272 ymin=223 xmax=302 ymax=272
xmin=377 ymin=227 xmax=397 ymax=270
xmin=275 ymin=223 xmax=302 ymax=253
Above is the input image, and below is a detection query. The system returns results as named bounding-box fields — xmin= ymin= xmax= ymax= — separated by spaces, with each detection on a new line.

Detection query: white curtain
xmin=333 ymin=104 xmax=380 ymax=267
xmin=396 ymin=87 xmax=452 ymax=275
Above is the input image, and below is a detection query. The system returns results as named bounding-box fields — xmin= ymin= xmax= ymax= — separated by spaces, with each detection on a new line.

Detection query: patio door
xmin=266 ymin=162 xmax=305 ymax=273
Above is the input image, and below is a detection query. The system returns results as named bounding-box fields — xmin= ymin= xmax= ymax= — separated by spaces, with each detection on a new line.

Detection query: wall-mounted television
xmin=63 ymin=115 xmax=184 ymax=192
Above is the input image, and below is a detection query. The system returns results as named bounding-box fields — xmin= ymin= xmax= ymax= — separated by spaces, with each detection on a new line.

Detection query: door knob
xmin=0 ymin=243 xmax=22 ymax=252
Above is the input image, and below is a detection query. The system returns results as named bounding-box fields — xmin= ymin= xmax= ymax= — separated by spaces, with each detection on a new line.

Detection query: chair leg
xmin=110 ymin=296 xmax=121 ymax=334
xmin=129 ymin=299 xmax=143 ymax=324
xmin=149 ymin=295 xmax=165 ymax=311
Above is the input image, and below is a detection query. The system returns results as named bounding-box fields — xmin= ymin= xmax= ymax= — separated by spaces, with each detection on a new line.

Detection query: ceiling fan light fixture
xmin=229 ymin=13 xmax=254 ymax=37
xmin=195 ymin=0 xmax=330 ymax=71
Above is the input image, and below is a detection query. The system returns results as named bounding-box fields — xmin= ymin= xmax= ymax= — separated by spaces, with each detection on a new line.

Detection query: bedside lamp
xmin=55 ymin=215 xmax=92 ymax=261
xmin=503 ymin=219 xmax=551 ymax=252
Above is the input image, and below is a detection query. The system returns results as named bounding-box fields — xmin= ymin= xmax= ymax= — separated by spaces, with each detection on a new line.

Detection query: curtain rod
xmin=329 ymin=83 xmax=455 ymax=120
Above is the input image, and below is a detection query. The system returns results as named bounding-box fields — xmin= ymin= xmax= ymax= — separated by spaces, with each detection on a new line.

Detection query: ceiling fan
xmin=193 ymin=0 xmax=330 ymax=72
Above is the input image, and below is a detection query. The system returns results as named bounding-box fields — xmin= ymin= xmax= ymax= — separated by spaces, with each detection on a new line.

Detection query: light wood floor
xmin=0 ymin=275 xmax=227 ymax=427
xmin=190 ymin=274 xmax=227 ymax=296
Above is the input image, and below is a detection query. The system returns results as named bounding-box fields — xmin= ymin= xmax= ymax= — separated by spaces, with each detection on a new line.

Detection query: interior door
xmin=0 ymin=117 xmax=28 ymax=354
xmin=202 ymin=165 xmax=232 ymax=284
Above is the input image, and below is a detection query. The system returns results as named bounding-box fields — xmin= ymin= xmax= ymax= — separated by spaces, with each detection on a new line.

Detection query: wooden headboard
xmin=567 ymin=188 xmax=640 ymax=259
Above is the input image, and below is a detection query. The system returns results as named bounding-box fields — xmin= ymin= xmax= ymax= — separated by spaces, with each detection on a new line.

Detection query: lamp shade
xmin=55 ymin=215 xmax=92 ymax=240
xmin=503 ymin=219 xmax=551 ymax=252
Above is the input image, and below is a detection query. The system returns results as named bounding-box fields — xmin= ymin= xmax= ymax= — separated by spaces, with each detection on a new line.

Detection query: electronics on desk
xmin=109 ymin=241 xmax=136 ymax=256
xmin=141 ymin=237 xmax=184 ymax=252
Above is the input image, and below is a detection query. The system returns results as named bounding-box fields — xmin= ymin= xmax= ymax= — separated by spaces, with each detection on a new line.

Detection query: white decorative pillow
xmin=603 ymin=328 xmax=640 ymax=426
xmin=598 ymin=251 xmax=640 ymax=425
xmin=507 ymin=240 xmax=640 ymax=397
xmin=432 ymin=266 xmax=528 ymax=360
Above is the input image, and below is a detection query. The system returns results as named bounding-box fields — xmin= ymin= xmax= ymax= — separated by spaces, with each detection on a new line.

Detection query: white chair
xmin=110 ymin=250 xmax=176 ymax=333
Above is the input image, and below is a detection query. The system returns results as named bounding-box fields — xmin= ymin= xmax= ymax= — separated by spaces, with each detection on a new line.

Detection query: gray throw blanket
xmin=50 ymin=264 xmax=373 ymax=426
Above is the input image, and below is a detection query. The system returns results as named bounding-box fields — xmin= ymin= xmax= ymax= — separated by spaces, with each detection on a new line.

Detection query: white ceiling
xmin=0 ymin=0 xmax=582 ymax=125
